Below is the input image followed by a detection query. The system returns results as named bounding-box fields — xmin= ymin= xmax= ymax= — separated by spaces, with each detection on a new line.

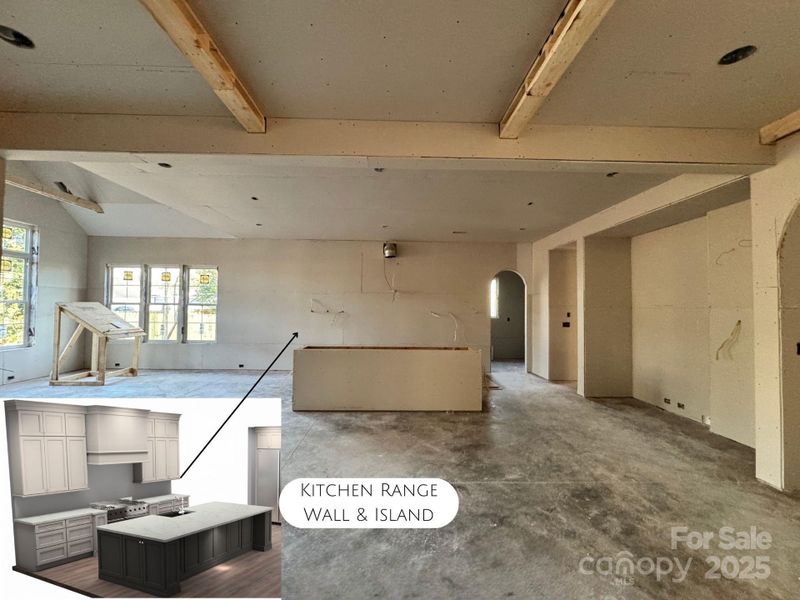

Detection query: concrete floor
xmin=4 ymin=367 xmax=800 ymax=599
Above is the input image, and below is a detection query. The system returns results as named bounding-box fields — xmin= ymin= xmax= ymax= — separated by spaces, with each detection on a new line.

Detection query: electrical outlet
xmin=663 ymin=398 xmax=671 ymax=405
xmin=702 ymin=415 xmax=711 ymax=427
xmin=6 ymin=375 xmax=14 ymax=381
xmin=677 ymin=402 xmax=685 ymax=409
xmin=238 ymin=364 xmax=244 ymax=368
xmin=114 ymin=363 xmax=120 ymax=367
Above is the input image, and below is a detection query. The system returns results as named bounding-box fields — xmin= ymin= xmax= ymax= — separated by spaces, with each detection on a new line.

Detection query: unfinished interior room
xmin=1 ymin=1 xmax=799 ymax=599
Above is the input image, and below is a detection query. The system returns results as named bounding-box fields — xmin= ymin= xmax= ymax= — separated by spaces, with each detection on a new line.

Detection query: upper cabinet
xmin=134 ymin=412 xmax=181 ymax=484
xmin=6 ymin=401 xmax=182 ymax=495
xmin=6 ymin=402 xmax=89 ymax=497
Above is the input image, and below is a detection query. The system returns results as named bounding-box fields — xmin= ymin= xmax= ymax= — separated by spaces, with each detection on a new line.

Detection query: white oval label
xmin=280 ymin=478 xmax=459 ymax=529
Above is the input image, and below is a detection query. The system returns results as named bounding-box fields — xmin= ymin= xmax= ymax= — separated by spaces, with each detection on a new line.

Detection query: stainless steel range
xmin=90 ymin=499 xmax=149 ymax=523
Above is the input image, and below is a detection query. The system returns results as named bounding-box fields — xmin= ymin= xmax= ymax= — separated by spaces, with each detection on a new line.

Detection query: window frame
xmin=489 ymin=277 xmax=500 ymax=319
xmin=104 ymin=263 xmax=218 ymax=344
xmin=145 ymin=264 xmax=183 ymax=344
xmin=105 ymin=264 xmax=145 ymax=329
xmin=0 ymin=219 xmax=39 ymax=350
xmin=182 ymin=265 xmax=219 ymax=344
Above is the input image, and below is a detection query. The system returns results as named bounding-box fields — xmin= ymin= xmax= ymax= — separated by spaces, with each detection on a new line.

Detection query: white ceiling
xmin=0 ymin=0 xmax=564 ymax=123
xmin=536 ymin=0 xmax=800 ymax=128
xmin=17 ymin=157 xmax=670 ymax=242
xmin=2 ymin=0 xmax=796 ymax=128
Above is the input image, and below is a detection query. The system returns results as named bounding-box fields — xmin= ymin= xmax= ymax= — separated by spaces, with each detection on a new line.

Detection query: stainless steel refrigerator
xmin=255 ymin=448 xmax=281 ymax=523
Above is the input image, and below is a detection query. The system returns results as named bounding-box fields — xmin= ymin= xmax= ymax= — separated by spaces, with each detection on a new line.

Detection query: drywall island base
xmin=293 ymin=346 xmax=483 ymax=411
xmin=96 ymin=502 xmax=272 ymax=597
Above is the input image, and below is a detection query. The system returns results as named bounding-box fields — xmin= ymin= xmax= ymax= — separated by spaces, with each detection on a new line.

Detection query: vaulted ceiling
xmin=1 ymin=0 xmax=796 ymax=240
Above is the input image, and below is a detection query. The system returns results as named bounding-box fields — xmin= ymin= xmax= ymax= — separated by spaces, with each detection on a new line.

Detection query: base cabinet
xmin=98 ymin=532 xmax=180 ymax=597
xmin=180 ymin=517 xmax=254 ymax=578
xmin=98 ymin=513 xmax=270 ymax=597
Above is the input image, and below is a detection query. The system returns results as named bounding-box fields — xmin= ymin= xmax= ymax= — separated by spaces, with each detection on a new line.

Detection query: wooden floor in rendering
xmin=20 ymin=525 xmax=281 ymax=598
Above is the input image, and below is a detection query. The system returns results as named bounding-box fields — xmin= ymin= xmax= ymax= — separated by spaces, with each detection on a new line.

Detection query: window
xmin=148 ymin=266 xmax=181 ymax=341
xmin=186 ymin=267 xmax=218 ymax=342
xmin=105 ymin=264 xmax=218 ymax=343
xmin=0 ymin=220 xmax=37 ymax=348
xmin=489 ymin=277 xmax=499 ymax=319
xmin=108 ymin=266 xmax=143 ymax=327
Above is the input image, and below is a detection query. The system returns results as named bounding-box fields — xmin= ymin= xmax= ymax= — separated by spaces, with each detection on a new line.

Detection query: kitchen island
xmin=96 ymin=502 xmax=272 ymax=596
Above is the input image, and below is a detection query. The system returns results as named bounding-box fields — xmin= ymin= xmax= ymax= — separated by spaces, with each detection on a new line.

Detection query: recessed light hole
xmin=157 ymin=162 xmax=172 ymax=168
xmin=0 ymin=25 xmax=34 ymax=49
xmin=606 ymin=171 xmax=619 ymax=178
xmin=718 ymin=45 xmax=757 ymax=65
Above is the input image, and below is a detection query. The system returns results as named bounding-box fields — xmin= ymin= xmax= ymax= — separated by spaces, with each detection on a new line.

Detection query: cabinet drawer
xmin=35 ymin=520 xmax=66 ymax=534
xmin=66 ymin=515 xmax=91 ymax=527
xmin=94 ymin=514 xmax=108 ymax=526
xmin=67 ymin=523 xmax=93 ymax=541
xmin=67 ymin=537 xmax=93 ymax=557
xmin=37 ymin=543 xmax=67 ymax=566
xmin=36 ymin=529 xmax=67 ymax=548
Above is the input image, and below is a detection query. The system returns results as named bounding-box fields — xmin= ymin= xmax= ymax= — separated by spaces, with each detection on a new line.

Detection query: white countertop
xmin=15 ymin=507 xmax=107 ymax=526
xmin=137 ymin=494 xmax=190 ymax=504
xmin=97 ymin=502 xmax=271 ymax=542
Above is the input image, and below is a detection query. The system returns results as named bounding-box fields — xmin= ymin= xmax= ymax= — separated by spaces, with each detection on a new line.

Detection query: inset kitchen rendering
xmin=3 ymin=399 xmax=281 ymax=597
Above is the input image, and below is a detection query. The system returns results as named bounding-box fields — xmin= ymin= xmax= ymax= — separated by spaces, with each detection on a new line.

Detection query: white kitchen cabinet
xmin=166 ymin=439 xmax=180 ymax=479
xmin=65 ymin=414 xmax=85 ymax=436
xmin=18 ymin=411 xmax=44 ymax=435
xmin=14 ymin=509 xmax=103 ymax=571
xmin=43 ymin=413 xmax=66 ymax=436
xmin=133 ymin=412 xmax=181 ymax=483
xmin=19 ymin=437 xmax=47 ymax=496
xmin=154 ymin=438 xmax=168 ymax=480
xmin=6 ymin=401 xmax=89 ymax=497
xmin=156 ymin=418 xmax=179 ymax=438
xmin=66 ymin=437 xmax=89 ymax=491
xmin=44 ymin=438 xmax=69 ymax=493
xmin=141 ymin=438 xmax=155 ymax=482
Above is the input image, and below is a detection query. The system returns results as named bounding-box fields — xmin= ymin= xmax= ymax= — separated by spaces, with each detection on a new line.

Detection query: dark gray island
xmin=96 ymin=502 xmax=272 ymax=596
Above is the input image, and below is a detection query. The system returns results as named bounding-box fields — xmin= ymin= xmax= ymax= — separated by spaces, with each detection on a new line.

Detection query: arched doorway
xmin=489 ymin=270 xmax=526 ymax=372
xmin=778 ymin=202 xmax=800 ymax=489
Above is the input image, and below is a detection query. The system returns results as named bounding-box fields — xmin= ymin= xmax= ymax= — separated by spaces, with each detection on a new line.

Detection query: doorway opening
xmin=778 ymin=202 xmax=800 ymax=489
xmin=548 ymin=244 xmax=578 ymax=388
xmin=489 ymin=270 xmax=526 ymax=373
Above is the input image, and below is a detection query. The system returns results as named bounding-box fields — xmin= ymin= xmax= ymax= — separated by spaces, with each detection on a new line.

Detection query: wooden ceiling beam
xmin=500 ymin=0 xmax=616 ymax=139
xmin=139 ymin=0 xmax=266 ymax=133
xmin=5 ymin=175 xmax=104 ymax=213
xmin=760 ymin=108 xmax=800 ymax=145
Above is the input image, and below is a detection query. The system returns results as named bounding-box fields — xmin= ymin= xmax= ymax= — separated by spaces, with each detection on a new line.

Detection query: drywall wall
xmin=581 ymin=237 xmax=632 ymax=397
xmin=531 ymin=174 xmax=744 ymax=388
xmin=751 ymin=134 xmax=800 ymax=490
xmin=12 ymin=464 xmax=170 ymax=518
xmin=707 ymin=201 xmax=754 ymax=447
xmin=0 ymin=185 xmax=87 ymax=384
xmin=531 ymin=246 xmax=549 ymax=378
xmin=86 ymin=238 xmax=520 ymax=371
xmin=548 ymin=249 xmax=577 ymax=381
xmin=632 ymin=217 xmax=710 ymax=422
xmin=516 ymin=243 xmax=533 ymax=372
xmin=631 ymin=202 xmax=755 ymax=443
xmin=490 ymin=271 xmax=525 ymax=360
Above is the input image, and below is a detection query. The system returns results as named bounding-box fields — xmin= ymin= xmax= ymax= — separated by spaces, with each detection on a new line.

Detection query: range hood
xmin=85 ymin=405 xmax=149 ymax=465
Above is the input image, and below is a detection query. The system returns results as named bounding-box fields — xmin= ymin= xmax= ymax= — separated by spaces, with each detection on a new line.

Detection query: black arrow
xmin=180 ymin=332 xmax=299 ymax=478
